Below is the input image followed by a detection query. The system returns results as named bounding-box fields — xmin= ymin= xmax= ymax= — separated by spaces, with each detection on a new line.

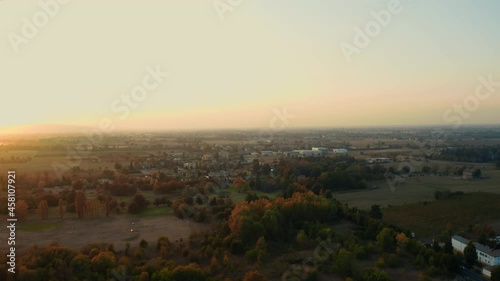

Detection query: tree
xmin=370 ymin=204 xmax=383 ymax=219
xmin=421 ymin=166 xmax=431 ymax=174
xmin=401 ymin=166 xmax=410 ymax=174
xmin=75 ymin=191 xmax=86 ymax=219
xmin=243 ymin=270 xmax=268 ymax=281
xmin=114 ymin=162 xmax=122 ymax=170
xmin=464 ymin=241 xmax=477 ymax=267
xmin=473 ymin=169 xmax=482 ymax=178
xmin=16 ymin=200 xmax=29 ymax=220
xmin=58 ymin=199 xmax=64 ymax=219
xmin=491 ymin=266 xmax=500 ymax=281
xmin=252 ymin=159 xmax=261 ymax=175
xmin=38 ymin=200 xmax=49 ymax=219
xmin=261 ymin=164 xmax=271 ymax=176
xmin=90 ymin=251 xmax=116 ymax=275
xmin=362 ymin=268 xmax=392 ymax=281
xmin=233 ymin=177 xmax=250 ymax=191
xmin=128 ymin=193 xmax=150 ymax=214
xmin=245 ymin=193 xmax=259 ymax=202
xmin=377 ymin=228 xmax=396 ymax=252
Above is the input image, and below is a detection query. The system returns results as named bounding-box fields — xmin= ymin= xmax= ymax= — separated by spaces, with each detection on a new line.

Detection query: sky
xmin=1 ymin=0 xmax=499 ymax=134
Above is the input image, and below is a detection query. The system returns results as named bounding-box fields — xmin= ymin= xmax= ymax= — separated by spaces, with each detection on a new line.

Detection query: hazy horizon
xmin=1 ymin=1 xmax=499 ymax=134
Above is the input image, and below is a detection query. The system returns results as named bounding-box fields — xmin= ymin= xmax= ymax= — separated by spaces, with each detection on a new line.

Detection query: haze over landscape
xmin=1 ymin=1 xmax=500 ymax=134
xmin=2 ymin=1 xmax=500 ymax=281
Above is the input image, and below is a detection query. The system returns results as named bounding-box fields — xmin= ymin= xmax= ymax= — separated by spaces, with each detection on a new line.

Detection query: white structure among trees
xmin=452 ymin=235 xmax=500 ymax=266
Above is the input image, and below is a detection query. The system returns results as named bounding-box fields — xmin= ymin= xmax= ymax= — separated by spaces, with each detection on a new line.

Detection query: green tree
xmin=245 ymin=193 xmax=259 ymax=202
xmin=463 ymin=241 xmax=477 ymax=267
xmin=334 ymin=249 xmax=355 ymax=277
xmin=71 ymin=254 xmax=93 ymax=280
xmin=91 ymin=251 xmax=116 ymax=275
xmin=421 ymin=166 xmax=431 ymax=174
xmin=261 ymin=164 xmax=271 ymax=176
xmin=370 ymin=205 xmax=383 ymax=219
xmin=491 ymin=266 xmax=500 ymax=281
xmin=473 ymin=169 xmax=482 ymax=178
xmin=377 ymin=228 xmax=396 ymax=253
xmin=362 ymin=268 xmax=393 ymax=281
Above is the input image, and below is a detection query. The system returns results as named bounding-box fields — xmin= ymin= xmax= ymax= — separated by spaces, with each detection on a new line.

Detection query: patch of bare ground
xmin=0 ymin=214 xmax=209 ymax=254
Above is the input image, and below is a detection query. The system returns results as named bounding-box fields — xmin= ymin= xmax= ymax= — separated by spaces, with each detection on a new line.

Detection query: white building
xmin=452 ymin=235 xmax=500 ymax=266
xmin=283 ymin=151 xmax=300 ymax=157
xmin=312 ymin=147 xmax=329 ymax=155
xmin=332 ymin=148 xmax=348 ymax=154
xmin=294 ymin=150 xmax=322 ymax=157
xmin=260 ymin=151 xmax=275 ymax=156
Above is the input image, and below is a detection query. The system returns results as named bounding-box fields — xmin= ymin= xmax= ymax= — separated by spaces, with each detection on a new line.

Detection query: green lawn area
xmin=19 ymin=221 xmax=62 ymax=232
xmin=382 ymin=192 xmax=500 ymax=239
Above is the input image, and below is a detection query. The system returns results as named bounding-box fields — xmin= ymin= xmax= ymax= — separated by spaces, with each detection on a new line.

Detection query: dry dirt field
xmin=0 ymin=214 xmax=209 ymax=254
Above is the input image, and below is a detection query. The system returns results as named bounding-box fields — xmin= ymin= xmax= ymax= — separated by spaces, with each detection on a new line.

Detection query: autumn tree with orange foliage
xmin=396 ymin=232 xmax=409 ymax=247
xmin=233 ymin=177 xmax=250 ymax=191
xmin=228 ymin=191 xmax=338 ymax=248
xmin=243 ymin=270 xmax=268 ymax=281
xmin=16 ymin=200 xmax=29 ymax=220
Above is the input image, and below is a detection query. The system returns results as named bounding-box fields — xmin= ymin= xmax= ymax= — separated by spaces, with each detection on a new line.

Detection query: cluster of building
xmin=91 ymin=144 xmax=351 ymax=188
xmin=452 ymin=235 xmax=500 ymax=278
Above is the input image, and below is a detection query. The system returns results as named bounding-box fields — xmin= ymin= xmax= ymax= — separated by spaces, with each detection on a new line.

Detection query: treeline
xmin=273 ymin=156 xmax=389 ymax=192
xmin=437 ymin=145 xmax=500 ymax=163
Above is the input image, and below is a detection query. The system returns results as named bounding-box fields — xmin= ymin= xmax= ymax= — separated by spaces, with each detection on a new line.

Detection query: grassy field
xmin=383 ymin=192 xmax=500 ymax=239
xmin=19 ymin=221 xmax=62 ymax=232
xmin=334 ymin=170 xmax=500 ymax=209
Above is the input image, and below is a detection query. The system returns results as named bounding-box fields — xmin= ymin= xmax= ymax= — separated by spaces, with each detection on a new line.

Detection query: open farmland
xmin=334 ymin=170 xmax=500 ymax=209
xmin=382 ymin=192 xmax=500 ymax=239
